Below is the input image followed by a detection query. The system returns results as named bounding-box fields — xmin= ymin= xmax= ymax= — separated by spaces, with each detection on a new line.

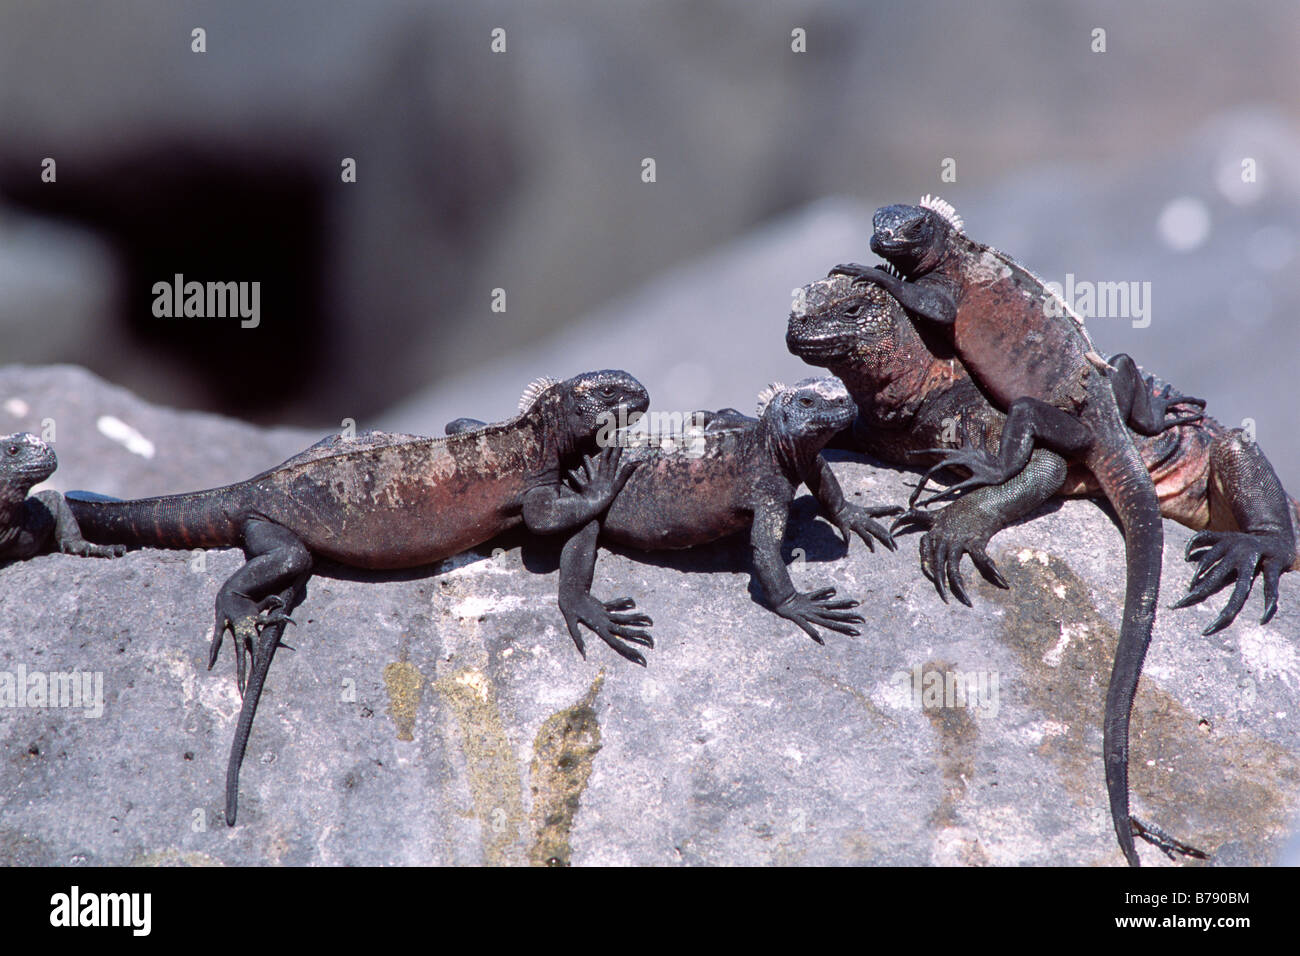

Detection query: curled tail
xmin=1087 ymin=435 xmax=1164 ymax=866
xmin=66 ymin=488 xmax=244 ymax=550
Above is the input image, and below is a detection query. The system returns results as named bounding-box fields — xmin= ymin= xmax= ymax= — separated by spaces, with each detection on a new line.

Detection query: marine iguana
xmin=0 ymin=432 xmax=126 ymax=562
xmin=829 ymin=198 xmax=1209 ymax=866
xmin=789 ymin=272 xmax=1299 ymax=862
xmin=66 ymin=370 xmax=650 ymax=824
xmin=830 ymin=196 xmax=1240 ymax=864
xmin=448 ymin=379 xmax=900 ymax=658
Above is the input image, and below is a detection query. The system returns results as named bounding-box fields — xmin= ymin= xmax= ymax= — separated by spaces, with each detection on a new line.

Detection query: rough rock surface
xmin=2 ymin=366 xmax=1298 ymax=866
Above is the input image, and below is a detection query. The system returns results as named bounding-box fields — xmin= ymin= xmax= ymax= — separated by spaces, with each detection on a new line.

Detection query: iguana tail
xmin=66 ymin=487 xmax=246 ymax=550
xmin=1087 ymin=430 xmax=1163 ymax=867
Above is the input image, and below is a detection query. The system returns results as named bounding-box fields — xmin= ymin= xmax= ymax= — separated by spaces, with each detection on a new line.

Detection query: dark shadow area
xmin=0 ymin=140 xmax=330 ymax=415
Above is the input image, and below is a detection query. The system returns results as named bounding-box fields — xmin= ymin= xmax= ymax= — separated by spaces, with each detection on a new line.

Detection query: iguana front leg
xmin=30 ymin=491 xmax=126 ymax=558
xmin=829 ymin=263 xmax=958 ymax=324
xmin=894 ymin=447 xmax=1067 ymax=606
xmin=750 ymin=501 xmax=863 ymax=644
xmin=556 ymin=518 xmax=654 ymax=665
xmin=521 ymin=445 xmax=639 ymax=534
xmin=449 ymin=420 xmax=640 ymax=533
xmin=799 ymin=454 xmax=899 ymax=552
xmin=1173 ymin=429 xmax=1297 ymax=633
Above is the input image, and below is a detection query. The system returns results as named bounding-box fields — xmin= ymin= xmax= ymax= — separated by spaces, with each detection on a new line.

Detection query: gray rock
xmin=1 ymin=365 xmax=1298 ymax=866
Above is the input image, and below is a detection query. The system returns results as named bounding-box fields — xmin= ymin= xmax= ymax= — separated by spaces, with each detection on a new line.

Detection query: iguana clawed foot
xmin=827 ymin=262 xmax=896 ymax=285
xmin=1149 ymin=383 xmax=1206 ymax=429
xmin=773 ymin=588 xmax=863 ymax=644
xmin=1172 ymin=529 xmax=1291 ymax=635
xmin=559 ymin=592 xmax=654 ymax=666
xmin=60 ymin=540 xmax=127 ymax=559
xmin=566 ymin=445 xmax=640 ymax=516
xmin=907 ymin=447 xmax=1010 ymax=507
xmin=210 ymin=590 xmax=296 ymax=697
xmin=891 ymin=507 xmax=1009 ymax=607
xmin=831 ymin=503 xmax=901 ymax=553
xmin=1131 ymin=815 xmax=1209 ymax=863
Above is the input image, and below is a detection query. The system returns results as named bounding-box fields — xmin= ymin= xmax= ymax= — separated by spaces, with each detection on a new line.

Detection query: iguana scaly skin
xmin=451 ymin=379 xmax=899 ymax=659
xmin=0 ymin=433 xmax=126 ymax=563
xmin=564 ymin=378 xmax=900 ymax=654
xmin=66 ymin=370 xmax=650 ymax=824
xmin=791 ymin=272 xmax=1298 ymax=863
xmin=828 ymin=199 xmax=1215 ymax=866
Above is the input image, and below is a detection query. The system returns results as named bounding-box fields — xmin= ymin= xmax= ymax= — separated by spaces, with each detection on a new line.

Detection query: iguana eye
xmin=844 ymin=304 xmax=862 ymax=317
xmin=6 ymin=445 xmax=16 ymax=455
xmin=798 ymin=397 xmax=814 ymax=407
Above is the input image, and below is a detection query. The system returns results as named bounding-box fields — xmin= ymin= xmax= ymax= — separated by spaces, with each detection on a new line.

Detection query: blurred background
xmin=2 ymin=0 xmax=1299 ymax=477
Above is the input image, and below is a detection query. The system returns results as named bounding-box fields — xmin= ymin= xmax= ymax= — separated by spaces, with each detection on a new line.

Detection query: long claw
xmin=1203 ymin=572 xmax=1255 ymax=636
xmin=931 ymin=548 xmax=950 ymax=605
xmin=969 ymin=547 xmax=1009 ymax=589
xmin=890 ymin=508 xmax=934 ymax=536
xmin=1261 ymin=562 xmax=1282 ymax=625
xmin=946 ymin=556 xmax=972 ymax=608
xmin=1184 ymin=528 xmax=1217 ymax=560
xmin=561 ymin=591 xmax=656 ymax=664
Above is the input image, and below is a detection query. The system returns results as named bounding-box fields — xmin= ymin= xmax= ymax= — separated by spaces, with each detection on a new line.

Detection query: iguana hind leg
xmin=1110 ymin=354 xmax=1205 ymax=434
xmin=209 ymin=518 xmax=312 ymax=693
xmin=205 ymin=518 xmax=312 ymax=826
xmin=1172 ymin=428 xmax=1297 ymax=633
xmin=910 ymin=397 xmax=1091 ymax=507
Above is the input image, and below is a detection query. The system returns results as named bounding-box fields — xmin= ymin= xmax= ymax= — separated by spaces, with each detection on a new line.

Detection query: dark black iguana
xmin=0 ymin=432 xmax=126 ymax=562
xmin=825 ymin=196 xmax=1228 ymax=866
xmin=65 ymin=370 xmax=650 ymax=824
xmin=565 ymin=377 xmax=904 ymax=654
xmin=449 ymin=378 xmax=900 ymax=659
xmin=789 ymin=271 xmax=1298 ymax=863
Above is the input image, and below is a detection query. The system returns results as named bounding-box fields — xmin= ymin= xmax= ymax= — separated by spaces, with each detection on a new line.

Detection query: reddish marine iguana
xmin=827 ymin=196 xmax=1227 ymax=866
xmin=65 ymin=370 xmax=650 ymax=824
xmin=0 ymin=432 xmax=126 ymax=562
xmin=789 ymin=272 xmax=1298 ymax=862
xmin=450 ymin=378 xmax=900 ymax=658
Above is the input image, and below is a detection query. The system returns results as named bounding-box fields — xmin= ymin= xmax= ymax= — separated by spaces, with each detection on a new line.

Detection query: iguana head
xmin=0 ymin=432 xmax=57 ymax=498
xmin=756 ymin=378 xmax=855 ymax=452
xmin=787 ymin=274 xmax=902 ymax=369
xmin=554 ymin=369 xmax=650 ymax=445
xmin=869 ymin=195 xmax=963 ymax=277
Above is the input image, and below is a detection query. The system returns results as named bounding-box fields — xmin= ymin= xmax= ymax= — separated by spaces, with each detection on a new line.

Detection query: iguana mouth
xmin=869 ymin=232 xmax=903 ymax=256
xmin=787 ymin=337 xmax=850 ymax=363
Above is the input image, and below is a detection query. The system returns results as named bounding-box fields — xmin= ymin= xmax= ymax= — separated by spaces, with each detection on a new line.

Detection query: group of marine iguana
xmin=3 ymin=195 xmax=1295 ymax=866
